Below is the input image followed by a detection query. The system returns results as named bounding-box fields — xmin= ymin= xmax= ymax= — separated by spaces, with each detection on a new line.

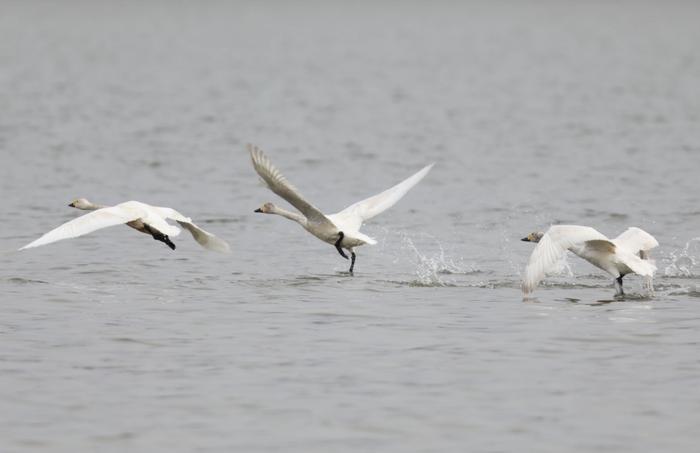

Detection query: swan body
xmin=521 ymin=225 xmax=658 ymax=295
xmin=20 ymin=199 xmax=230 ymax=253
xmin=249 ymin=144 xmax=433 ymax=273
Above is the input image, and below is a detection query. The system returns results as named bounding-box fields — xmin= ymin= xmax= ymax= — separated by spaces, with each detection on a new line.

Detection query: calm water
xmin=2 ymin=1 xmax=700 ymax=452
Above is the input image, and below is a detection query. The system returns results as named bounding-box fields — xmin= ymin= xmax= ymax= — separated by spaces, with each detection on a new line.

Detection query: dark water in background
xmin=2 ymin=1 xmax=700 ymax=451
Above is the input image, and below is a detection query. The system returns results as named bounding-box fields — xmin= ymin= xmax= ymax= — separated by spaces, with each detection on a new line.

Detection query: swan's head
xmin=254 ymin=202 xmax=276 ymax=214
xmin=68 ymin=198 xmax=93 ymax=210
xmin=521 ymin=232 xmax=544 ymax=243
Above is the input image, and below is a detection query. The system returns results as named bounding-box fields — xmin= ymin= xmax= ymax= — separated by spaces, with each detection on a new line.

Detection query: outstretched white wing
xmin=154 ymin=207 xmax=231 ymax=253
xmin=248 ymin=144 xmax=335 ymax=229
xmin=522 ymin=225 xmax=609 ymax=294
xmin=328 ymin=163 xmax=434 ymax=232
xmin=19 ymin=204 xmax=147 ymax=250
xmin=613 ymin=227 xmax=659 ymax=254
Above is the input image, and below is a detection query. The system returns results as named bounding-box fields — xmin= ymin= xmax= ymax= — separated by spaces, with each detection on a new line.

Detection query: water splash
xmin=642 ymin=275 xmax=655 ymax=297
xmin=384 ymin=231 xmax=477 ymax=287
xmin=663 ymin=237 xmax=700 ymax=277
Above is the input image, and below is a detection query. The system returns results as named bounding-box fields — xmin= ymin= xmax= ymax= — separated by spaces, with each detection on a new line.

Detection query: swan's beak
xmin=68 ymin=203 xmax=75 ymax=207
xmin=254 ymin=208 xmax=262 ymax=213
xmin=521 ymin=237 xmax=530 ymax=242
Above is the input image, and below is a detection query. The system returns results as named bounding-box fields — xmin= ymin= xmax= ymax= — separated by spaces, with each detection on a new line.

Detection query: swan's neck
xmin=79 ymin=202 xmax=107 ymax=211
xmin=270 ymin=206 xmax=307 ymax=227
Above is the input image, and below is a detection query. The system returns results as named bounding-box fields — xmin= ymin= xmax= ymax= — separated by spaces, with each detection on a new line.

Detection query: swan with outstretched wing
xmin=249 ymin=144 xmax=433 ymax=274
xmin=521 ymin=225 xmax=658 ymax=296
xmin=20 ymin=199 xmax=230 ymax=253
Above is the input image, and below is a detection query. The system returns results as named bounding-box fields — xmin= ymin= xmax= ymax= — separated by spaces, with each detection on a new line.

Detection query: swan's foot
xmin=614 ymin=276 xmax=624 ymax=297
xmin=349 ymin=251 xmax=356 ymax=274
xmin=162 ymin=235 xmax=176 ymax=250
xmin=152 ymin=231 xmax=176 ymax=250
xmin=335 ymin=232 xmax=348 ymax=259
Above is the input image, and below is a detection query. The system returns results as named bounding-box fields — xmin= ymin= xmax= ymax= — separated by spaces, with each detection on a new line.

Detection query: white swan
xmin=521 ymin=225 xmax=658 ymax=296
xmin=249 ymin=144 xmax=433 ymax=273
xmin=19 ymin=199 xmax=230 ymax=253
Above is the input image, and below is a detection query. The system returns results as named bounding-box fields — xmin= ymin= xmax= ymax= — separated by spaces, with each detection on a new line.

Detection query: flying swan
xmin=521 ymin=225 xmax=658 ymax=296
xmin=19 ymin=199 xmax=230 ymax=253
xmin=249 ymin=144 xmax=433 ymax=273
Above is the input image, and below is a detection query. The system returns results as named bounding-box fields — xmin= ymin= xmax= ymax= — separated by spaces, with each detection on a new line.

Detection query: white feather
xmin=248 ymin=144 xmax=432 ymax=270
xmin=612 ymin=227 xmax=659 ymax=253
xmin=327 ymin=163 xmax=434 ymax=234
xmin=154 ymin=206 xmax=231 ymax=253
xmin=522 ymin=225 xmax=658 ymax=294
xmin=523 ymin=226 xmax=607 ymax=294
xmin=20 ymin=201 xmax=230 ymax=252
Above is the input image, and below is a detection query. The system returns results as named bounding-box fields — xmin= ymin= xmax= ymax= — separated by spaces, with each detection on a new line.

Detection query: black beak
xmin=521 ymin=237 xmax=530 ymax=242
xmin=68 ymin=203 xmax=74 ymax=207
xmin=254 ymin=208 xmax=262 ymax=213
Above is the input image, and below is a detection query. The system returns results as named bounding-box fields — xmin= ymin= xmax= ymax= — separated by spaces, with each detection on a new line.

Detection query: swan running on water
xmin=521 ymin=225 xmax=658 ymax=296
xmin=249 ymin=144 xmax=433 ymax=274
xmin=19 ymin=199 xmax=230 ymax=253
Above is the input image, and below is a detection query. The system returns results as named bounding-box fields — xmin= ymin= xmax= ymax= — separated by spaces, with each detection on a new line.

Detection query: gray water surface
xmin=2 ymin=1 xmax=700 ymax=452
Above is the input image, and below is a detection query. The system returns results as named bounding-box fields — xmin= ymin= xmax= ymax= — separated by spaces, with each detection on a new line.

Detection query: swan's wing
xmin=612 ymin=227 xmax=659 ymax=255
xmin=154 ymin=207 xmax=231 ymax=253
xmin=522 ymin=225 xmax=608 ymax=293
xmin=19 ymin=205 xmax=146 ymax=250
xmin=177 ymin=222 xmax=231 ymax=253
xmin=615 ymin=248 xmax=657 ymax=277
xmin=329 ymin=163 xmax=434 ymax=232
xmin=248 ymin=144 xmax=331 ymax=225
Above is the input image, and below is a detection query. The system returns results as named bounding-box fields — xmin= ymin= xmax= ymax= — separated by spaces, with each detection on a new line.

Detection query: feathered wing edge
xmin=330 ymin=163 xmax=434 ymax=232
xmin=616 ymin=249 xmax=657 ymax=277
xmin=155 ymin=207 xmax=231 ymax=253
xmin=19 ymin=206 xmax=143 ymax=250
xmin=522 ymin=232 xmax=568 ymax=294
xmin=177 ymin=221 xmax=231 ymax=253
xmin=613 ymin=227 xmax=659 ymax=255
xmin=247 ymin=144 xmax=330 ymax=224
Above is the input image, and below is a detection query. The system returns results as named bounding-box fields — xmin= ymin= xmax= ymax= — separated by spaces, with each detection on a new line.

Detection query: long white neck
xmin=78 ymin=202 xmax=107 ymax=211
xmin=269 ymin=205 xmax=307 ymax=227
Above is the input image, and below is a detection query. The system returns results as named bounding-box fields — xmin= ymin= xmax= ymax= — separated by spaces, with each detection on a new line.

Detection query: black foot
xmin=152 ymin=231 xmax=176 ymax=250
xmin=349 ymin=251 xmax=356 ymax=274
xmin=335 ymin=232 xmax=348 ymax=259
xmin=163 ymin=235 xmax=176 ymax=250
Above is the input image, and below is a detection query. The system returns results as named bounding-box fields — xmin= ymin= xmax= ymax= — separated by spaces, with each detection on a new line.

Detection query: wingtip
xmin=18 ymin=242 xmax=35 ymax=251
xmin=420 ymin=162 xmax=436 ymax=175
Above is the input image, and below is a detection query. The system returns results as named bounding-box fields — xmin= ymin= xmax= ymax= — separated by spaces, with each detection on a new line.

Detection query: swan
xmin=248 ymin=144 xmax=433 ymax=273
xmin=521 ymin=225 xmax=658 ymax=296
xmin=19 ymin=199 xmax=231 ymax=253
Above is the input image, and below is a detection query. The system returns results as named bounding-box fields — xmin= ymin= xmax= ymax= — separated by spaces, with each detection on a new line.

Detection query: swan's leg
xmin=334 ymin=232 xmax=348 ymax=259
xmin=349 ymin=250 xmax=356 ymax=274
xmin=143 ymin=224 xmax=176 ymax=250
xmin=614 ymin=276 xmax=624 ymax=296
